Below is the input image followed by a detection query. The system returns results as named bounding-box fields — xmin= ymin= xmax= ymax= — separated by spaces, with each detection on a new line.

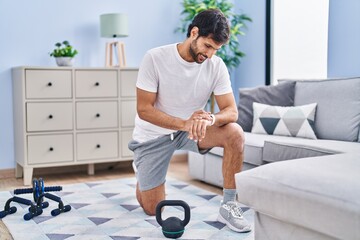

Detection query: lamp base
xmin=105 ymin=41 xmax=126 ymax=67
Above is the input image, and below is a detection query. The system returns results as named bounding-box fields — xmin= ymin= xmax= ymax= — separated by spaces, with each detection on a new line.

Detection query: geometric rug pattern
xmin=252 ymin=102 xmax=317 ymax=139
xmin=0 ymin=178 xmax=254 ymax=240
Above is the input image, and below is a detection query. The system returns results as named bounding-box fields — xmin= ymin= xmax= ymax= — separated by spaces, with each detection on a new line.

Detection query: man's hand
xmin=184 ymin=110 xmax=213 ymax=141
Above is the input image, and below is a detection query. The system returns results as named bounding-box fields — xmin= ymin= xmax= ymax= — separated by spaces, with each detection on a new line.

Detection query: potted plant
xmin=50 ymin=40 xmax=78 ymax=67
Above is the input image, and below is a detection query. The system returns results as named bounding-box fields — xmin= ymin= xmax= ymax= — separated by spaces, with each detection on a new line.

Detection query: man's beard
xmin=190 ymin=39 xmax=207 ymax=64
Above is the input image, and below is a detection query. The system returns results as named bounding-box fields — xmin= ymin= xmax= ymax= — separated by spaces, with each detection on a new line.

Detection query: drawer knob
xmin=49 ymin=147 xmax=54 ymax=151
xmin=48 ymin=115 xmax=53 ymax=119
xmin=96 ymin=113 xmax=101 ymax=118
xmin=95 ymin=82 xmax=100 ymax=86
xmin=96 ymin=144 xmax=101 ymax=149
xmin=47 ymin=82 xmax=52 ymax=87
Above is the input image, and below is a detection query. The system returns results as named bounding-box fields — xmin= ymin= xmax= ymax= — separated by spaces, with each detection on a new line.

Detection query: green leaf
xmin=49 ymin=40 xmax=78 ymax=58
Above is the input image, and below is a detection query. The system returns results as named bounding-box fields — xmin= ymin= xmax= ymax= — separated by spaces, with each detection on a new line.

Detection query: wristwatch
xmin=210 ymin=114 xmax=216 ymax=126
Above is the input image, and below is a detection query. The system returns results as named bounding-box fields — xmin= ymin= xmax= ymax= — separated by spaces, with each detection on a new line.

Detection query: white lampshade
xmin=100 ymin=13 xmax=128 ymax=38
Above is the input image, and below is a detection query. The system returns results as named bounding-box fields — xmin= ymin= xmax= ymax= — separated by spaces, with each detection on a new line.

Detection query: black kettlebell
xmin=156 ymin=200 xmax=191 ymax=239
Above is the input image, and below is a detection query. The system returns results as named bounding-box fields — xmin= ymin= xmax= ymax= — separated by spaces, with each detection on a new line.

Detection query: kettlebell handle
xmin=156 ymin=200 xmax=191 ymax=227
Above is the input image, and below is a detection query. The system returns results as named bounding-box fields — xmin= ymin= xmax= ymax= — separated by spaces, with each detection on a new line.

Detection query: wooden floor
xmin=0 ymin=154 xmax=222 ymax=240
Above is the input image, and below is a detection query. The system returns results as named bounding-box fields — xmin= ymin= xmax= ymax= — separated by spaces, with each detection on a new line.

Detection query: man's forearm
xmin=138 ymin=106 xmax=186 ymax=131
xmin=212 ymin=106 xmax=238 ymax=127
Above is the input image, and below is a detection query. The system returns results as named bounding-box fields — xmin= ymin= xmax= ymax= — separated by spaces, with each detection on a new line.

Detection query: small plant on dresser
xmin=49 ymin=40 xmax=78 ymax=67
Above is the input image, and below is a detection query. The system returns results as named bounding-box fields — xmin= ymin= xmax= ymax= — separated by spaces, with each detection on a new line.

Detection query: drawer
xmin=121 ymin=100 xmax=136 ymax=127
xmin=25 ymin=70 xmax=72 ymax=99
xmin=27 ymin=134 xmax=74 ymax=165
xmin=120 ymin=70 xmax=137 ymax=97
xmin=76 ymin=101 xmax=118 ymax=129
xmin=26 ymin=102 xmax=73 ymax=132
xmin=77 ymin=132 xmax=119 ymax=160
xmin=75 ymin=70 xmax=118 ymax=98
xmin=121 ymin=130 xmax=134 ymax=158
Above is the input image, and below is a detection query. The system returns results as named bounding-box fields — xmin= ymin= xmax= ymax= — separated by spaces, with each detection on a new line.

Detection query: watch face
xmin=210 ymin=114 xmax=215 ymax=126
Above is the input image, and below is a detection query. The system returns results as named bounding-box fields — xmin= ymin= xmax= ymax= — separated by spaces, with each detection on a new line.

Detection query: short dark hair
xmin=187 ymin=9 xmax=230 ymax=44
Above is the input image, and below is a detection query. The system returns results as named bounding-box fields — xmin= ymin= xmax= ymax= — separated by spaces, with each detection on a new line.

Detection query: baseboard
xmin=0 ymin=168 xmax=15 ymax=179
xmin=0 ymin=153 xmax=188 ymax=180
xmin=0 ymin=161 xmax=133 ymax=179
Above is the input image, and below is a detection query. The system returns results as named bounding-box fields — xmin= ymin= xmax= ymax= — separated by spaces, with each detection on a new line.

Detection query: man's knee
xmin=136 ymin=183 xmax=165 ymax=216
xmin=227 ymin=123 xmax=245 ymax=142
xmin=142 ymin=200 xmax=160 ymax=216
xmin=224 ymin=123 xmax=245 ymax=148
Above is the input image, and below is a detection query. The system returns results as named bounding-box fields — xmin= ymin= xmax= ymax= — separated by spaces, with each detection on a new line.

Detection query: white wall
xmin=271 ymin=0 xmax=329 ymax=83
xmin=0 ymin=0 xmax=183 ymax=169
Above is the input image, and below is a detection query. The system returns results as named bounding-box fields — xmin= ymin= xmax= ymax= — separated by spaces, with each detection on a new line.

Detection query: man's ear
xmin=190 ymin=26 xmax=199 ymax=39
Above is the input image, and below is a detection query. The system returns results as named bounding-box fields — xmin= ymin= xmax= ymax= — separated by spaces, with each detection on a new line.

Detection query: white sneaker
xmin=217 ymin=201 xmax=252 ymax=233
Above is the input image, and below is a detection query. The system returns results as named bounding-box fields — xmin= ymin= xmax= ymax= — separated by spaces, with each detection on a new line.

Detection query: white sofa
xmin=188 ymin=77 xmax=360 ymax=239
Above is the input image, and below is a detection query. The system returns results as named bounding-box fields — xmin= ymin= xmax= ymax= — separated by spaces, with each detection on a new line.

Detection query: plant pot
xmin=55 ymin=57 xmax=74 ymax=67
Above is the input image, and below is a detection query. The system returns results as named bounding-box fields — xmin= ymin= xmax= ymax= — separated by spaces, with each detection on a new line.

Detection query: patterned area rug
xmin=0 ymin=178 xmax=254 ymax=240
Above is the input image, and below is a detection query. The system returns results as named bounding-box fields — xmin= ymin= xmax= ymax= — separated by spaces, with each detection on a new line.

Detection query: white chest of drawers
xmin=12 ymin=67 xmax=138 ymax=185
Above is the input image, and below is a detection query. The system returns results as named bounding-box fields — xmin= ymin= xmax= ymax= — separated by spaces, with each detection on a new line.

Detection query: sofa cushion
xmin=263 ymin=141 xmax=334 ymax=162
xmin=251 ymin=102 xmax=317 ymax=139
xmin=237 ymin=81 xmax=296 ymax=132
xmin=243 ymin=144 xmax=263 ymax=166
xmin=210 ymin=132 xmax=360 ymax=166
xmin=245 ymin=133 xmax=360 ymax=153
xmin=244 ymin=133 xmax=360 ymax=162
xmin=293 ymin=77 xmax=360 ymax=142
xmin=235 ymin=153 xmax=360 ymax=240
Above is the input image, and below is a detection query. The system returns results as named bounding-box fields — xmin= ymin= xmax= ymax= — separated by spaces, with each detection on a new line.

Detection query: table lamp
xmin=100 ymin=13 xmax=128 ymax=67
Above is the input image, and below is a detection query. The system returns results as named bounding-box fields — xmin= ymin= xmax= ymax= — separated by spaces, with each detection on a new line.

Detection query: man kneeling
xmin=128 ymin=9 xmax=251 ymax=233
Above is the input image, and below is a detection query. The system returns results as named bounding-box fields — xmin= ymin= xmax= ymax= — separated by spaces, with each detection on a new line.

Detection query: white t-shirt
xmin=133 ymin=43 xmax=232 ymax=143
